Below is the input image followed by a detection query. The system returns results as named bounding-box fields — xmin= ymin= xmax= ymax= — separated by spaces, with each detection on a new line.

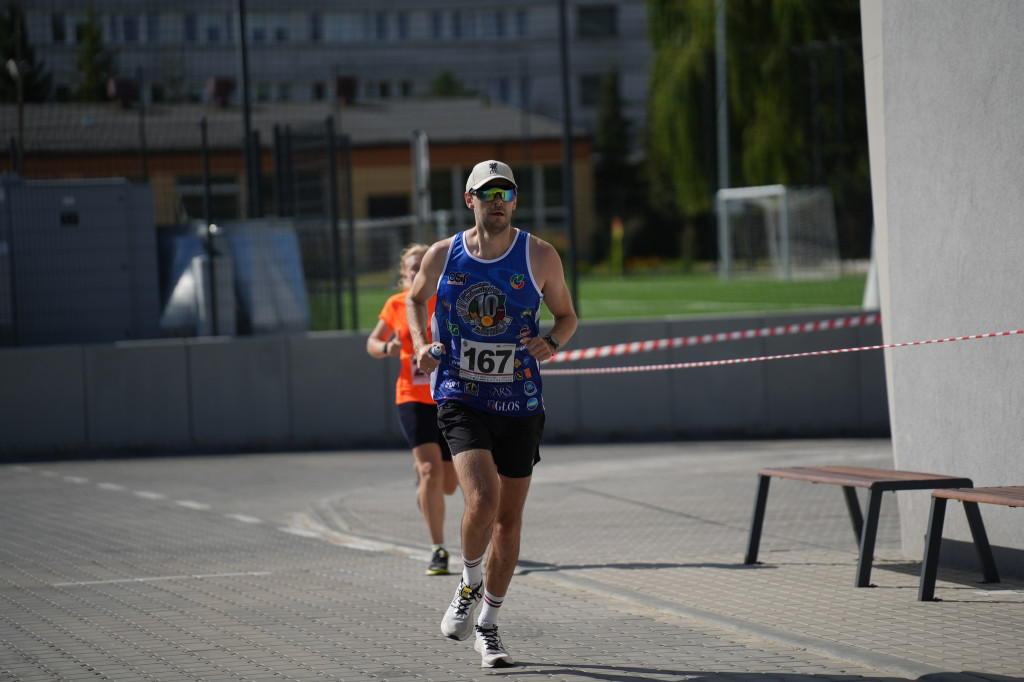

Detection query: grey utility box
xmin=0 ymin=175 xmax=161 ymax=346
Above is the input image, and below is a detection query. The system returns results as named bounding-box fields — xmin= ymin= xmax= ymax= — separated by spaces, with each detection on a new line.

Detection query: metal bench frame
xmin=917 ymin=486 xmax=1024 ymax=600
xmin=745 ymin=466 xmax=975 ymax=587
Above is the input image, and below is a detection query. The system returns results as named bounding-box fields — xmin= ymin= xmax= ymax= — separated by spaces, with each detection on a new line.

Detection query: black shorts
xmin=436 ymin=401 xmax=544 ymax=479
xmin=397 ymin=401 xmax=452 ymax=461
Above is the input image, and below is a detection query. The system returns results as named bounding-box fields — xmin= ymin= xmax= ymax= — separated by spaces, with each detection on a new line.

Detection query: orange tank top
xmin=379 ymin=291 xmax=436 ymax=405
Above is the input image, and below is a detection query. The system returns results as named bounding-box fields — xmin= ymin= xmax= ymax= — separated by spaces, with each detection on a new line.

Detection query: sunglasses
xmin=471 ymin=187 xmax=516 ymax=202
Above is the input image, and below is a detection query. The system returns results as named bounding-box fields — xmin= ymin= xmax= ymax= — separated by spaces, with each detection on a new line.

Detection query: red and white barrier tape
xmin=548 ymin=312 xmax=880 ymax=363
xmin=542 ymin=328 xmax=1023 ymax=376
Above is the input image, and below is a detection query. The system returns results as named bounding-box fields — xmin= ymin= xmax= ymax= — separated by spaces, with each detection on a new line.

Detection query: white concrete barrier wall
xmin=0 ymin=310 xmax=886 ymax=454
xmin=862 ymin=0 xmax=1024 ymax=569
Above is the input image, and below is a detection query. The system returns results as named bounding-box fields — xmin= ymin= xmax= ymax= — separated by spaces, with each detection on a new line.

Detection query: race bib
xmin=410 ymin=356 xmax=430 ymax=385
xmin=459 ymin=339 xmax=516 ymax=383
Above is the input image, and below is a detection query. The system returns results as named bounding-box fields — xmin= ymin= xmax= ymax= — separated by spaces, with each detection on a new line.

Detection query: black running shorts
xmin=436 ymin=401 xmax=544 ymax=479
xmin=396 ymin=401 xmax=452 ymax=461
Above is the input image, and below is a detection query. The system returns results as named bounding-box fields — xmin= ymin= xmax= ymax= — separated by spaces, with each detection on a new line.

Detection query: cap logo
xmin=489 ymin=162 xmax=498 ymax=175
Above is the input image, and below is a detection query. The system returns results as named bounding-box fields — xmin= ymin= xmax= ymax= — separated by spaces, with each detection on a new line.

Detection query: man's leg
xmin=484 ymin=473 xmax=532 ymax=598
xmin=441 ymin=448 xmax=498 ymax=640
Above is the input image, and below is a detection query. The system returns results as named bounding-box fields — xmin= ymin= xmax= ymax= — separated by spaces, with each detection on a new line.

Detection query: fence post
xmin=342 ymin=134 xmax=358 ymax=330
xmin=325 ymin=116 xmax=343 ymax=330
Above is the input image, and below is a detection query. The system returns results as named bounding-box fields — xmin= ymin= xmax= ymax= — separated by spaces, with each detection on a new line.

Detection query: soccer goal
xmin=716 ymin=185 xmax=841 ymax=280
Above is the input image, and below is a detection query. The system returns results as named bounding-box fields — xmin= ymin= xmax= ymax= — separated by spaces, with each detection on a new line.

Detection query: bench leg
xmin=918 ymin=496 xmax=947 ymax=601
xmin=841 ymin=485 xmax=864 ymax=544
xmin=855 ymin=488 xmax=884 ymax=587
xmin=745 ymin=474 xmax=771 ymax=565
xmin=962 ymin=501 xmax=1000 ymax=584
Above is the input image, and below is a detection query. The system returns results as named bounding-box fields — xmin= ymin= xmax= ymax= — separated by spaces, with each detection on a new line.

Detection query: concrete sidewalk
xmin=311 ymin=439 xmax=1024 ymax=680
xmin=1 ymin=439 xmax=1021 ymax=681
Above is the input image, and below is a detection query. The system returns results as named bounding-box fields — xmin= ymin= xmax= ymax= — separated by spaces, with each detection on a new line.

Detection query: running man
xmin=406 ymin=159 xmax=577 ymax=668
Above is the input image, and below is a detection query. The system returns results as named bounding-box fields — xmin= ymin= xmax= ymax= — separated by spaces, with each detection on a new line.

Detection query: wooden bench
xmin=745 ymin=466 xmax=974 ymax=587
xmin=918 ymin=486 xmax=1024 ymax=601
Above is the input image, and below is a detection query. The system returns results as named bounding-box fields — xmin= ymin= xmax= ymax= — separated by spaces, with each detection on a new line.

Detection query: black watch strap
xmin=543 ymin=334 xmax=560 ymax=350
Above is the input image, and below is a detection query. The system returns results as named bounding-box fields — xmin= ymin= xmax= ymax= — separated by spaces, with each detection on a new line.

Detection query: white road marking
xmin=54 ymin=571 xmax=272 ymax=587
xmin=224 ymin=513 xmax=262 ymax=524
xmin=176 ymin=500 xmax=211 ymax=510
xmin=63 ymin=476 xmax=90 ymax=484
xmin=278 ymin=526 xmax=321 ymax=538
xmin=98 ymin=483 xmax=127 ymax=491
xmin=134 ymin=490 xmax=167 ymax=500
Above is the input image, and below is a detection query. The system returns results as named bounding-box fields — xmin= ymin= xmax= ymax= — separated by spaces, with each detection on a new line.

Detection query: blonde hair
xmin=397 ymin=243 xmax=429 ymax=288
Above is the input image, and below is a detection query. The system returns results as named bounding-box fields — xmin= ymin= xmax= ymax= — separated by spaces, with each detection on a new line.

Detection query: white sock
xmin=478 ymin=589 xmax=504 ymax=626
xmin=462 ymin=554 xmax=483 ymax=586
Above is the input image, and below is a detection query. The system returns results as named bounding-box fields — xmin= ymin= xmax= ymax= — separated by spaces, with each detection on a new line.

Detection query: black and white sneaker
xmin=474 ymin=624 xmax=514 ymax=668
xmin=440 ymin=579 xmax=483 ymax=640
xmin=426 ymin=547 xmax=450 ymax=576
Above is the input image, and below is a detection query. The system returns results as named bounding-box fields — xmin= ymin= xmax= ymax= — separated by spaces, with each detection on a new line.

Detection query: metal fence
xmin=0 ymin=107 xmax=424 ymax=347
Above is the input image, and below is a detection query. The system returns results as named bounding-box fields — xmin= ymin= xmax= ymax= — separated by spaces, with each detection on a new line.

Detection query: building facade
xmin=21 ymin=0 xmax=650 ymax=143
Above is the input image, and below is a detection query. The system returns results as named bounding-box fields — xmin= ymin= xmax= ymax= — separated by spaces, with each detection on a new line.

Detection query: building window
xmin=397 ymin=12 xmax=409 ymax=40
xmin=481 ymin=11 xmax=504 ymax=38
xmin=278 ymin=83 xmax=291 ymax=101
xmin=145 ymin=12 xmax=159 ymax=43
xmin=310 ymin=13 xmax=322 ymax=41
xmin=516 ymin=10 xmax=528 ymax=37
xmin=177 ymin=175 xmax=240 ymax=222
xmin=108 ymin=13 xmax=119 ymax=42
xmin=207 ymin=24 xmax=221 ymax=43
xmin=374 ymin=12 xmax=388 ymax=40
xmin=578 ymin=5 xmax=617 ymax=39
xmin=579 ymin=73 xmax=602 ymax=107
xmin=51 ymin=13 xmax=66 ymax=43
xmin=312 ymin=81 xmax=326 ymax=100
xmin=184 ymin=13 xmax=197 ymax=43
xmin=401 ymin=80 xmax=414 ymax=97
xmin=431 ymin=11 xmax=444 ymax=39
xmin=123 ymin=15 xmax=139 ymax=43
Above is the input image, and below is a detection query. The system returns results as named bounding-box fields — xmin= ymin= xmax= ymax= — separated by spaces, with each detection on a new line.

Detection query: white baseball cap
xmin=465 ymin=160 xmax=518 ymax=192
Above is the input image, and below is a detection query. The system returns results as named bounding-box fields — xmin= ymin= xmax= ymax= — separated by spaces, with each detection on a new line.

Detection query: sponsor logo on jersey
xmin=527 ymin=397 xmax=539 ymax=411
xmin=447 ymin=320 xmax=459 ymax=336
xmin=489 ymin=385 xmax=515 ymax=398
xmin=510 ymin=273 xmax=525 ymax=290
xmin=456 ymin=282 xmax=511 ymax=336
xmin=487 ymin=400 xmax=521 ymax=413
xmin=465 ymin=381 xmax=479 ymax=396
xmin=442 ymin=379 xmax=460 ymax=392
xmin=447 ymin=271 xmax=470 ymax=285
xmin=523 ymin=381 xmax=537 ymax=396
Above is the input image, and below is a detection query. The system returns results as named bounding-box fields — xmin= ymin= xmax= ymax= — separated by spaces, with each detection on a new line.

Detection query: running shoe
xmin=474 ymin=624 xmax=514 ymax=668
xmin=426 ymin=547 xmax=450 ymax=576
xmin=440 ymin=579 xmax=482 ymax=640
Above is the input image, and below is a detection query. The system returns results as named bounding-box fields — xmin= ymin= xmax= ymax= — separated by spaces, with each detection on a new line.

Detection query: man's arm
xmin=406 ymin=239 xmax=451 ymax=372
xmin=524 ymin=237 xmax=578 ymax=362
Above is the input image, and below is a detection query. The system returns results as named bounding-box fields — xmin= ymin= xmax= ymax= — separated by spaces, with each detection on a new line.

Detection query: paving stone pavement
xmin=1 ymin=439 xmax=1022 ymax=681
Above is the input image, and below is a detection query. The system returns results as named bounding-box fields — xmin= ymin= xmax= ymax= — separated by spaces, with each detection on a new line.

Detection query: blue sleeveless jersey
xmin=431 ymin=229 xmax=544 ymax=416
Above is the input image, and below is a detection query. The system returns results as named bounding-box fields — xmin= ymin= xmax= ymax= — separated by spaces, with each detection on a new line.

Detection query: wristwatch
xmin=543 ymin=334 xmax=560 ymax=351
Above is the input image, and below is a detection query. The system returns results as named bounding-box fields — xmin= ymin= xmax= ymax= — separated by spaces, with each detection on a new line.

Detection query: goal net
xmin=716 ymin=185 xmax=841 ymax=280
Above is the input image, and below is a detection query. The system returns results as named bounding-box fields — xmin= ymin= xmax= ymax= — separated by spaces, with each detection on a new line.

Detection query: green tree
xmin=592 ymin=62 xmax=637 ymax=261
xmin=644 ymin=0 xmax=870 ymax=256
xmin=72 ymin=9 xmax=118 ymax=102
xmin=0 ymin=2 xmax=54 ymax=102
xmin=427 ymin=69 xmax=476 ymax=97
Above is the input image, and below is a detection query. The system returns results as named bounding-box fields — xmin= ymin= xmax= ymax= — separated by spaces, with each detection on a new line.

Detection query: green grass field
xmin=309 ymin=270 xmax=868 ymax=332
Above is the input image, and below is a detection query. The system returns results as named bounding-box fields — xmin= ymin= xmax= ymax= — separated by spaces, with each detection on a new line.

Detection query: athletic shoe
xmin=426 ymin=547 xmax=450 ymax=576
xmin=440 ymin=579 xmax=483 ymax=640
xmin=474 ymin=624 xmax=514 ymax=668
